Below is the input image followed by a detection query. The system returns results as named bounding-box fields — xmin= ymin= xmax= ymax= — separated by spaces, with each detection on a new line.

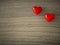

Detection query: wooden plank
xmin=0 ymin=0 xmax=60 ymax=45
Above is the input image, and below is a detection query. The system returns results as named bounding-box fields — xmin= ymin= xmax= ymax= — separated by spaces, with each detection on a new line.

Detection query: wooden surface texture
xmin=0 ymin=0 xmax=60 ymax=45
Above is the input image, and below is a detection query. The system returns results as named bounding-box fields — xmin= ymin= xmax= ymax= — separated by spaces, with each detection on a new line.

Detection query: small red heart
xmin=44 ymin=13 xmax=55 ymax=22
xmin=33 ymin=6 xmax=42 ymax=15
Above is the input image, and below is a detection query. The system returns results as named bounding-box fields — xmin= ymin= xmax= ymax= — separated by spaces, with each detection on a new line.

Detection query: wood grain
xmin=0 ymin=0 xmax=60 ymax=45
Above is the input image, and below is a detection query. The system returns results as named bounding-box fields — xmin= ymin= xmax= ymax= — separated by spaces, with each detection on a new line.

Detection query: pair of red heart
xmin=33 ymin=6 xmax=55 ymax=22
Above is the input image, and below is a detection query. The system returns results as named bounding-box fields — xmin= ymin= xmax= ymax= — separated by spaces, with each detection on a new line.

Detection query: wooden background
xmin=0 ymin=0 xmax=60 ymax=45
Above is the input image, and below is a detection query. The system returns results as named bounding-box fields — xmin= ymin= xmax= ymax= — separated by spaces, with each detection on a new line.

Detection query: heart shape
xmin=33 ymin=6 xmax=42 ymax=15
xmin=44 ymin=13 xmax=55 ymax=22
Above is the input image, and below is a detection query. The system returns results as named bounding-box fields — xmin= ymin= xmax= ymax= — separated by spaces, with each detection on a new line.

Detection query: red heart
xmin=33 ymin=6 xmax=42 ymax=15
xmin=44 ymin=13 xmax=55 ymax=22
